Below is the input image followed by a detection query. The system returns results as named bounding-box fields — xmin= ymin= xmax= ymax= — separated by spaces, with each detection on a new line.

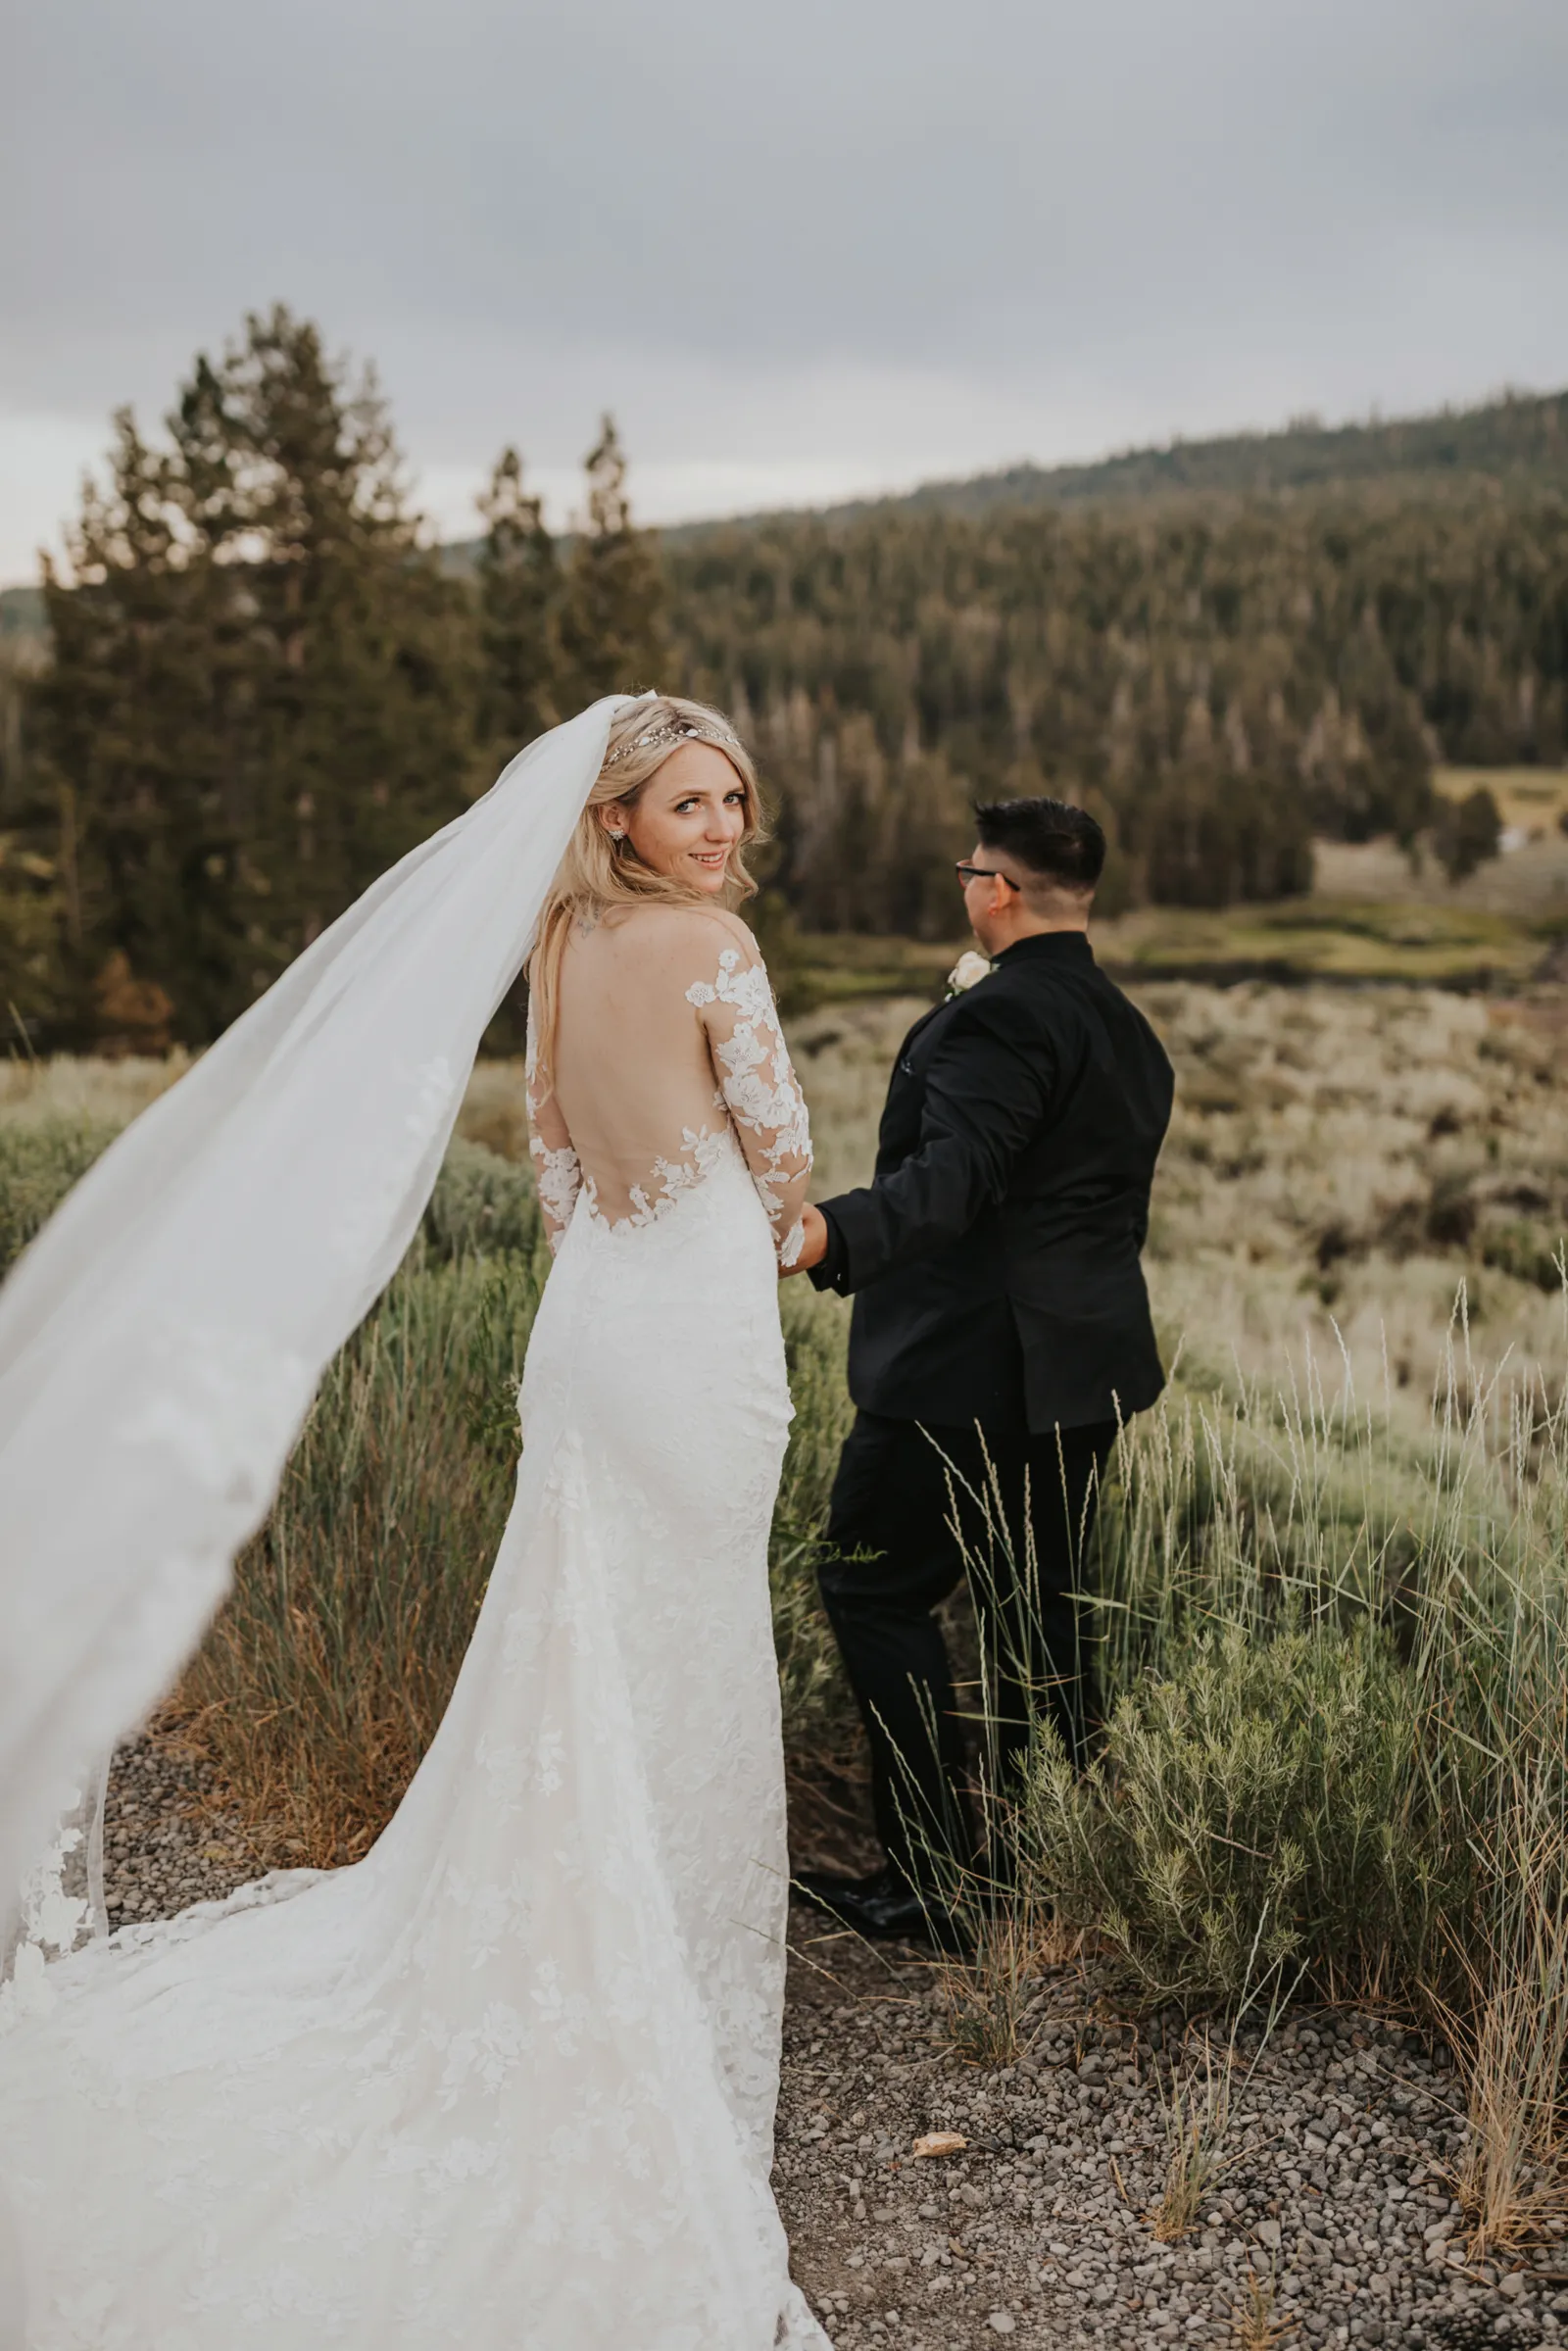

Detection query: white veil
xmin=0 ymin=695 xmax=628 ymax=1956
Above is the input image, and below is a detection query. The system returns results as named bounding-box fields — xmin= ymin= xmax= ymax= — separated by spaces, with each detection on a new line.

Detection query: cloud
xmin=2 ymin=0 xmax=1565 ymax=577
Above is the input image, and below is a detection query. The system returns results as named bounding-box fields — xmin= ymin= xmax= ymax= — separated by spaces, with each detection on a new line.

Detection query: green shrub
xmin=422 ymin=1136 xmax=541 ymax=1260
xmin=1024 ymin=1617 xmax=1462 ymax=2008
xmin=1481 ymin=1220 xmax=1565 ymax=1294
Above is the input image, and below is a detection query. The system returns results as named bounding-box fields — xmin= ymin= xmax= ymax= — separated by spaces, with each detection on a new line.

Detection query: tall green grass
xmin=771 ymin=1286 xmax=856 ymax=1749
xmin=0 ymin=1115 xmax=122 ymax=1277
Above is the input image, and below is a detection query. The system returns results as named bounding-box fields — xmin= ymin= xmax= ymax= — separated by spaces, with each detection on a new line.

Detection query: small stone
xmin=987 ymin=2316 xmax=1016 ymax=2337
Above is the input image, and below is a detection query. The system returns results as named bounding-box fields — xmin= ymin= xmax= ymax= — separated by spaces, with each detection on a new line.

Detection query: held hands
xmin=781 ymin=1201 xmax=830 ymax=1279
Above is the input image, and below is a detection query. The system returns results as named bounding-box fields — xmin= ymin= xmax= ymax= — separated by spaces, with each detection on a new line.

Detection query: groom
xmin=789 ymin=797 xmax=1174 ymax=1941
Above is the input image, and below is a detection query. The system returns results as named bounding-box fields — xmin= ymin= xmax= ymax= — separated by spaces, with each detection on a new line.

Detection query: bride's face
xmin=609 ymin=744 xmax=748 ymax=895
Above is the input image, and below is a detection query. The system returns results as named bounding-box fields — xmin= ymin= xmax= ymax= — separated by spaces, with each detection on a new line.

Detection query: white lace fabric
xmin=527 ymin=909 xmax=811 ymax=1268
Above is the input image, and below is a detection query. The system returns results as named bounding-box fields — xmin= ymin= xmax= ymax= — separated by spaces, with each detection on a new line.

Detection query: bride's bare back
xmin=526 ymin=902 xmax=811 ymax=1265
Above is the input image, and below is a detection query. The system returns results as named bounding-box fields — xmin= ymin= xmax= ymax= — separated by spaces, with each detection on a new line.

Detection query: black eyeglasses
xmin=955 ymin=862 xmax=1021 ymax=891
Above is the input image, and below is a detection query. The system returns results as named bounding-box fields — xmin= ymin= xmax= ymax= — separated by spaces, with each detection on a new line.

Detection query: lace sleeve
xmin=686 ymin=944 xmax=812 ymax=1267
xmin=524 ymin=1000 xmax=582 ymax=1258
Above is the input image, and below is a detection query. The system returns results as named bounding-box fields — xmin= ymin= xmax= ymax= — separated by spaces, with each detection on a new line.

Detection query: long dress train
xmin=0 ymin=917 xmax=831 ymax=2348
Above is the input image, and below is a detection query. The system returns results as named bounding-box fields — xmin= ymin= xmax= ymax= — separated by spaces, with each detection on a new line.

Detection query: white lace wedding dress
xmin=0 ymin=899 xmax=831 ymax=2350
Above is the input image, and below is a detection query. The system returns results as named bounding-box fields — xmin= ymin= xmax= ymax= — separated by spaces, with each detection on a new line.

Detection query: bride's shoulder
xmin=617 ymin=902 xmax=760 ymax=977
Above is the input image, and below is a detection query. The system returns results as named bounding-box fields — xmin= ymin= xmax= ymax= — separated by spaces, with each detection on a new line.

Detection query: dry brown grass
xmin=174 ymin=1256 xmax=538 ymax=1868
xmin=1152 ymin=2040 xmax=1236 ymax=2241
xmin=1229 ymin=2265 xmax=1287 ymax=2349
xmin=1440 ymin=1796 xmax=1568 ymax=2258
xmin=1134 ymin=980 xmax=1568 ymax=1436
xmin=931 ymin=1887 xmax=1085 ymax=2070
xmin=0 ymin=1049 xmax=188 ymax=1126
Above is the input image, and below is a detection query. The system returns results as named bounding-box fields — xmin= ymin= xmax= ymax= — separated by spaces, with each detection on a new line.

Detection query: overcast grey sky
xmin=3 ymin=0 xmax=1566 ymax=583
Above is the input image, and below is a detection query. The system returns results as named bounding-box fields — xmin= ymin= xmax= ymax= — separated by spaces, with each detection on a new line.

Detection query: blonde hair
xmin=527 ymin=695 xmax=765 ymax=1091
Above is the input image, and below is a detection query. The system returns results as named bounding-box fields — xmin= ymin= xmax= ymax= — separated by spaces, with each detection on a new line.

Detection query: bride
xmin=0 ymin=695 xmax=833 ymax=2349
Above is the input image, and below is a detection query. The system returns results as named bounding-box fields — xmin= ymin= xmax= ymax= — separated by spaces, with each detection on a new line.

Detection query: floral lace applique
xmin=583 ymin=1125 xmax=735 ymax=1236
xmin=532 ymin=1143 xmax=583 ymax=1251
xmin=686 ymin=949 xmax=812 ymax=1266
xmin=525 ymin=1014 xmax=582 ymax=1258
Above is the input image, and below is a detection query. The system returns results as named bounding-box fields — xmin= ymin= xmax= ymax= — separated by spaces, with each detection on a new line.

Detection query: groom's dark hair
xmin=973 ymin=796 xmax=1106 ymax=894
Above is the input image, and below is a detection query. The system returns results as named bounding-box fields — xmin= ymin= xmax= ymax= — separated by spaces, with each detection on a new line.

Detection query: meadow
xmin=3 ymin=942 xmax=1567 ymax=2248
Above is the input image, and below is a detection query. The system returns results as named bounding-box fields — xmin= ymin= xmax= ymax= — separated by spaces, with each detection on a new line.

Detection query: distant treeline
xmin=771 ymin=383 xmax=1568 ymax=523
xmin=0 ymin=307 xmax=1562 ymax=1048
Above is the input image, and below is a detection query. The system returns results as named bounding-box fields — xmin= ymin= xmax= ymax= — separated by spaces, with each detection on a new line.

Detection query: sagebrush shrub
xmin=422 ymin=1136 xmax=541 ymax=1260
xmin=1023 ymin=1617 xmax=1465 ymax=2008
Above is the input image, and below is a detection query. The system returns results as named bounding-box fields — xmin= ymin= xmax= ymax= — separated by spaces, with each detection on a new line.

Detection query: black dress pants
xmin=819 ymin=1411 xmax=1115 ymax=1893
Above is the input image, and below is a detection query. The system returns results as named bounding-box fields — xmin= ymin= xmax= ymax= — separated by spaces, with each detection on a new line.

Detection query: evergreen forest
xmin=0 ymin=306 xmax=1564 ymax=1047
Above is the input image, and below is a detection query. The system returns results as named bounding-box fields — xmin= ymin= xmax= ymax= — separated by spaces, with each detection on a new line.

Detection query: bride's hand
xmin=781 ymin=1202 xmax=829 ymax=1278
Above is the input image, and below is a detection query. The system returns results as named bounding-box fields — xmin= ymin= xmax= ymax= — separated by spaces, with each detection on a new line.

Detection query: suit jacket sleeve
xmin=812 ymin=1003 xmax=1053 ymax=1294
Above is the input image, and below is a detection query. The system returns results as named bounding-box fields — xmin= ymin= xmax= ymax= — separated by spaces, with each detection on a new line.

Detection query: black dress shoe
xmin=792 ymin=1866 xmax=969 ymax=1953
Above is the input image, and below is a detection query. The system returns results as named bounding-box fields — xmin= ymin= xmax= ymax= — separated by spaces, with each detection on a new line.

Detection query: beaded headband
xmin=602 ymin=717 xmax=743 ymax=772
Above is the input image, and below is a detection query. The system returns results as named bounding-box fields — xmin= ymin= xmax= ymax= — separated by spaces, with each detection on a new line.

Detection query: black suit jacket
xmin=810 ymin=931 xmax=1174 ymax=1433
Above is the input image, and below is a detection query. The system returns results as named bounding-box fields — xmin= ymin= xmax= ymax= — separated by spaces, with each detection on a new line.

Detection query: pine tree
xmin=168 ymin=307 xmax=478 ymax=1000
xmin=29 ymin=406 xmax=234 ymax=1035
xmin=32 ymin=308 xmax=478 ymax=1041
xmin=476 ymin=447 xmax=561 ymax=758
xmin=558 ymin=416 xmax=667 ymax=704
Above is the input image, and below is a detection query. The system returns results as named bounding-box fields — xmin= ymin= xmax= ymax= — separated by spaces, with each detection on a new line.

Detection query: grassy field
xmin=3 ymin=955 xmax=1567 ymax=2241
xmin=1435 ymin=763 xmax=1568 ymax=835
xmin=792 ymin=901 xmax=1568 ymax=1008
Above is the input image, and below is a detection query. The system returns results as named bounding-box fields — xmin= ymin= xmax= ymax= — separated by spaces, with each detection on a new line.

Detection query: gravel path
xmin=99 ymin=1735 xmax=1568 ymax=2349
xmin=775 ymin=1921 xmax=1568 ymax=2351
xmin=103 ymin=1730 xmax=259 ymax=1929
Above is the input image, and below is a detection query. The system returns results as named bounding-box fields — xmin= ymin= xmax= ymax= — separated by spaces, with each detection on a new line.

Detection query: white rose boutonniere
xmin=946 ymin=950 xmax=994 ymax=1001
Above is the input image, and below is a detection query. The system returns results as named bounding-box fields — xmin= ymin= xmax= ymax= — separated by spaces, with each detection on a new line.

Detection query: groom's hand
xmin=782 ymin=1202 xmax=830 ymax=1277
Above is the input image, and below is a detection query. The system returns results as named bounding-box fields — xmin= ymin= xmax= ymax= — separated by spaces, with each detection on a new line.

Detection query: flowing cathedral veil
xmin=0 ymin=696 xmax=630 ymax=1998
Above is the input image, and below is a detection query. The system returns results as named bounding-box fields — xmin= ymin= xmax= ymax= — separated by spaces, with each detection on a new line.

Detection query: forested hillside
xmin=665 ymin=485 xmax=1568 ymax=931
xmin=1 ymin=324 xmax=1564 ymax=1047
